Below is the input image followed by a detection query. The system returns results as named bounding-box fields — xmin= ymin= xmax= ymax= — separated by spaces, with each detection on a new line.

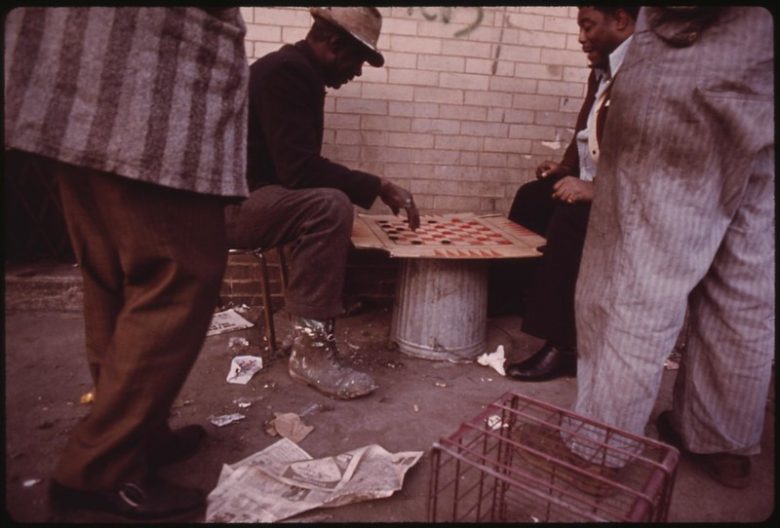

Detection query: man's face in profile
xmin=577 ymin=7 xmax=625 ymax=70
xmin=324 ymin=39 xmax=367 ymax=89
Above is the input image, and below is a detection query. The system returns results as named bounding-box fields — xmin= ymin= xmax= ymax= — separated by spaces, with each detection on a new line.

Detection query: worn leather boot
xmin=288 ymin=317 xmax=378 ymax=399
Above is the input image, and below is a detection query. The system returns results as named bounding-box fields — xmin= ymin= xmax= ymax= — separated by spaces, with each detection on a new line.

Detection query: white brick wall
xmin=245 ymin=6 xmax=587 ymax=215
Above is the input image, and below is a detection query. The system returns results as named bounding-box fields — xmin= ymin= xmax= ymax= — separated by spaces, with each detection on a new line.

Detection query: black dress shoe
xmin=505 ymin=342 xmax=576 ymax=381
xmin=49 ymin=476 xmax=205 ymax=520
xmin=148 ymin=424 xmax=207 ymax=467
xmin=656 ymin=411 xmax=751 ymax=489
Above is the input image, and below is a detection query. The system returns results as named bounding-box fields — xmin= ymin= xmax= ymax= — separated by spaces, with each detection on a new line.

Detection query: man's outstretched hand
xmin=379 ymin=179 xmax=420 ymax=230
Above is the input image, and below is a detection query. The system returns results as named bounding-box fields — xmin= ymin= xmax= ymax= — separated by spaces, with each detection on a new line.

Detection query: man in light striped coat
xmin=568 ymin=6 xmax=774 ymax=489
xmin=5 ymin=7 xmax=249 ymax=519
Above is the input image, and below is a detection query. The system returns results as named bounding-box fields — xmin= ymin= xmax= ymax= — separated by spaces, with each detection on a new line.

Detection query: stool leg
xmin=277 ymin=246 xmax=289 ymax=296
xmin=253 ymin=249 xmax=276 ymax=354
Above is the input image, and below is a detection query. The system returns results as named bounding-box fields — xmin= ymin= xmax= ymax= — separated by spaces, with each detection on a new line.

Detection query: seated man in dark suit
xmin=226 ymin=8 xmax=420 ymax=400
xmin=505 ymin=6 xmax=638 ymax=381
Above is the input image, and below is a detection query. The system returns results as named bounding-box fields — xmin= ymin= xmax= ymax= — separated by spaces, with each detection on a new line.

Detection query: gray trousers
xmin=225 ymin=185 xmax=354 ymax=320
xmin=569 ymin=7 xmax=774 ymax=461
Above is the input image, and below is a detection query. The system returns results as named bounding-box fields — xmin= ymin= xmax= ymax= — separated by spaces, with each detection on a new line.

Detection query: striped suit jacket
xmin=4 ymin=7 xmax=250 ymax=198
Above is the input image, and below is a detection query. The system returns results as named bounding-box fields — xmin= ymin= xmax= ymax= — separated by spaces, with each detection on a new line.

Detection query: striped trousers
xmin=568 ymin=7 xmax=774 ymax=462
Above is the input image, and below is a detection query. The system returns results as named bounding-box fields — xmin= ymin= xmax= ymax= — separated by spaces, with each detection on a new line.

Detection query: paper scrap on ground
xmin=265 ymin=412 xmax=314 ymax=443
xmin=208 ymin=308 xmax=254 ymax=336
xmin=486 ymin=414 xmax=509 ymax=431
xmin=209 ymin=413 xmax=246 ymax=427
xmin=228 ymin=336 xmax=251 ymax=353
xmin=226 ymin=355 xmax=264 ymax=384
xmin=477 ymin=344 xmax=506 ymax=376
xmin=206 ymin=438 xmax=423 ymax=523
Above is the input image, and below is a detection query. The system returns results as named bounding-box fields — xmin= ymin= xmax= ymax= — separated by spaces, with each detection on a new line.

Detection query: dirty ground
xmin=3 ymin=299 xmax=775 ymax=522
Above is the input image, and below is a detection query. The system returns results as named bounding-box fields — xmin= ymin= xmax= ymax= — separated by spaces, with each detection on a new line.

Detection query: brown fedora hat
xmin=310 ymin=7 xmax=385 ymax=67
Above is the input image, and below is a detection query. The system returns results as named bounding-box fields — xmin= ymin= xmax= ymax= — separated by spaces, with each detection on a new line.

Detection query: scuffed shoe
xmin=288 ymin=317 xmax=378 ymax=400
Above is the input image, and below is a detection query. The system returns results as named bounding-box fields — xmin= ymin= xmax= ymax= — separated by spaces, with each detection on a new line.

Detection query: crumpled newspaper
xmin=477 ymin=344 xmax=506 ymax=376
xmin=208 ymin=308 xmax=254 ymax=336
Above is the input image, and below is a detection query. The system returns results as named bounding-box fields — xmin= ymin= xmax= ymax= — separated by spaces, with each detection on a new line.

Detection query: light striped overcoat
xmin=4 ymin=7 xmax=250 ymax=198
xmin=566 ymin=6 xmax=774 ymax=463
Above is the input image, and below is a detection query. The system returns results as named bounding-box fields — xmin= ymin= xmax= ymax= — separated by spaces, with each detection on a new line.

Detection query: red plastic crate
xmin=428 ymin=391 xmax=679 ymax=522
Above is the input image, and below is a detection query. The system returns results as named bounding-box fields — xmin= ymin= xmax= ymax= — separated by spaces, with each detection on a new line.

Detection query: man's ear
xmin=614 ymin=9 xmax=632 ymax=31
xmin=327 ymin=33 xmax=349 ymax=56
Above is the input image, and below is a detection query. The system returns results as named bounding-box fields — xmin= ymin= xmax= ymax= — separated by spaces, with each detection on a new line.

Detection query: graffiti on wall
xmin=407 ymin=6 xmax=511 ymax=75
xmin=406 ymin=7 xmax=484 ymax=38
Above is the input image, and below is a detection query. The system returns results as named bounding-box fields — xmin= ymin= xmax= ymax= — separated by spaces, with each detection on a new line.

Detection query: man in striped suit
xmin=5 ymin=7 xmax=250 ymax=519
xmin=568 ymin=6 xmax=774 ymax=488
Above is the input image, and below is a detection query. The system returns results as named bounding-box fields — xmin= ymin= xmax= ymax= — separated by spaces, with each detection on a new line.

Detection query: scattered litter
xmin=206 ymin=438 xmax=423 ymax=523
xmin=80 ymin=390 xmax=95 ymax=404
xmin=207 ymin=308 xmax=254 ymax=336
xmin=385 ymin=360 xmax=402 ymax=369
xmin=234 ymin=397 xmax=256 ymax=409
xmin=226 ymin=355 xmax=264 ymax=384
xmin=264 ymin=412 xmax=314 ymax=443
xmin=532 ymin=515 xmax=540 ymax=523
xmin=299 ymin=402 xmax=325 ymax=417
xmin=477 ymin=345 xmax=506 ymax=376
xmin=233 ymin=304 xmax=251 ymax=314
xmin=263 ymin=381 xmax=278 ymax=390
xmin=228 ymin=336 xmax=251 ymax=354
xmin=486 ymin=414 xmax=509 ymax=431
xmin=413 ymin=404 xmax=419 ymax=413
xmin=209 ymin=413 xmax=246 ymax=427
xmin=22 ymin=479 xmax=41 ymax=488
xmin=346 ymin=342 xmax=360 ymax=350
xmin=434 ymin=381 xmax=448 ymax=388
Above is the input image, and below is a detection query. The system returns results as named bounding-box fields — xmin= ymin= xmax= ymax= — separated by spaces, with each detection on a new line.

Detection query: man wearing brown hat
xmin=226 ymin=7 xmax=419 ymax=400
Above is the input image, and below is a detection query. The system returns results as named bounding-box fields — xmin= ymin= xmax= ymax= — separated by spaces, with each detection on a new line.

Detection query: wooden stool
xmin=228 ymin=247 xmax=288 ymax=354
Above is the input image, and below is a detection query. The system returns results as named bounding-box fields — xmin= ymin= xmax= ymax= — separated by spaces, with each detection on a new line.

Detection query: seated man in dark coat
xmin=504 ymin=6 xmax=637 ymax=381
xmin=226 ymin=7 xmax=419 ymax=400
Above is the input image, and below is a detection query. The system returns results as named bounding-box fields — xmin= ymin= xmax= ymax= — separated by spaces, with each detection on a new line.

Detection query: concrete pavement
xmin=3 ymin=262 xmax=775 ymax=522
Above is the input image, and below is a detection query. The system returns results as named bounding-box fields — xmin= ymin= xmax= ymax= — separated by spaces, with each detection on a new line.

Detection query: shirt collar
xmin=594 ymin=35 xmax=634 ymax=82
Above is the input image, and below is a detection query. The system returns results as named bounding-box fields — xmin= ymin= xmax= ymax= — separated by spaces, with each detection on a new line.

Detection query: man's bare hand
xmin=552 ymin=176 xmax=594 ymax=204
xmin=536 ymin=160 xmax=562 ymax=179
xmin=379 ymin=179 xmax=420 ymax=230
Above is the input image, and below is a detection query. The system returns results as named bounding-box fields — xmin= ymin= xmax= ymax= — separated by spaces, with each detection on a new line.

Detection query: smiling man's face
xmin=577 ymin=7 xmax=626 ymax=70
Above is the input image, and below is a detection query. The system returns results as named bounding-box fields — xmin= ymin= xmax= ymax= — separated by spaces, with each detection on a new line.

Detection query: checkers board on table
xmin=351 ymin=213 xmax=545 ymax=259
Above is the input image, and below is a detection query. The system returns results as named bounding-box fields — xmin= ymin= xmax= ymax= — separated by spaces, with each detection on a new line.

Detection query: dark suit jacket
xmin=557 ymin=70 xmax=610 ymax=178
xmin=246 ymin=41 xmax=381 ymax=209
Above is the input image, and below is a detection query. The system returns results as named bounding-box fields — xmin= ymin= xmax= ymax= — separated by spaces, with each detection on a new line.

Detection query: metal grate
xmin=428 ymin=391 xmax=679 ymax=522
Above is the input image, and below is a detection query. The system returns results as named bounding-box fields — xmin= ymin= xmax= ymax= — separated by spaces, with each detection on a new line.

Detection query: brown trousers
xmin=51 ymin=158 xmax=227 ymax=490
